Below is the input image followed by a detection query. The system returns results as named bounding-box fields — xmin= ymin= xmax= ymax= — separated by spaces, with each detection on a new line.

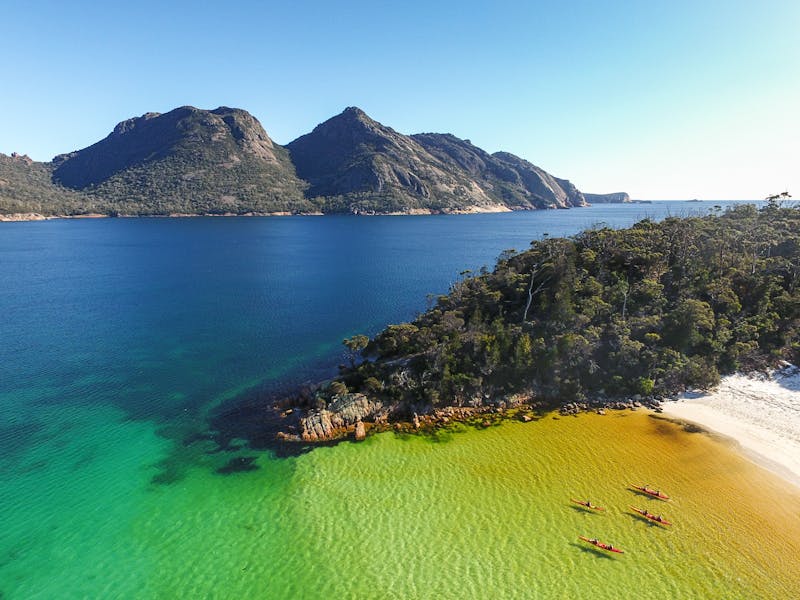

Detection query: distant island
xmin=236 ymin=203 xmax=799 ymax=446
xmin=583 ymin=192 xmax=630 ymax=203
xmin=582 ymin=192 xmax=651 ymax=204
xmin=1 ymin=106 xmax=599 ymax=219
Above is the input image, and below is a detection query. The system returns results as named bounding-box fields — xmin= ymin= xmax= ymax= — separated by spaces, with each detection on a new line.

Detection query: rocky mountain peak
xmin=305 ymin=106 xmax=394 ymax=142
xmin=341 ymin=106 xmax=368 ymax=119
xmin=53 ymin=106 xmax=283 ymax=189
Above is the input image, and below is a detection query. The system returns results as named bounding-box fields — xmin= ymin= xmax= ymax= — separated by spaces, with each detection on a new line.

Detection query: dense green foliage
xmin=339 ymin=205 xmax=800 ymax=408
xmin=1 ymin=147 xmax=313 ymax=217
xmin=71 ymin=145 xmax=312 ymax=216
xmin=0 ymin=154 xmax=98 ymax=215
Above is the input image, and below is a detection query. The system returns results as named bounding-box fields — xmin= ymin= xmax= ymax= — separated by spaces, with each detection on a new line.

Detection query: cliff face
xmin=583 ymin=192 xmax=631 ymax=203
xmin=412 ymin=134 xmax=586 ymax=209
xmin=52 ymin=106 xmax=310 ymax=214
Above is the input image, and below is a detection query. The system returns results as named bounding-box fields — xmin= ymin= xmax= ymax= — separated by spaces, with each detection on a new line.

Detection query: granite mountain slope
xmin=51 ymin=106 xmax=311 ymax=215
xmin=287 ymin=107 xmax=585 ymax=213
xmin=2 ymin=105 xmax=591 ymax=217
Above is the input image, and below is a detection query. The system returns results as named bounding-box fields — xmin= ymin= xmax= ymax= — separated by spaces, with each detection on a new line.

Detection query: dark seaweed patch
xmin=0 ymin=421 xmax=45 ymax=464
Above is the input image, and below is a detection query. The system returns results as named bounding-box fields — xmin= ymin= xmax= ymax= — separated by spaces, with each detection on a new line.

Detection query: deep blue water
xmin=3 ymin=201 xmax=773 ymax=597
xmin=0 ymin=202 xmax=758 ymax=441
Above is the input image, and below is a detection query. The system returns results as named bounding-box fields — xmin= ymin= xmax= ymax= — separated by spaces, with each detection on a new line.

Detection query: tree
xmin=343 ymin=334 xmax=369 ymax=366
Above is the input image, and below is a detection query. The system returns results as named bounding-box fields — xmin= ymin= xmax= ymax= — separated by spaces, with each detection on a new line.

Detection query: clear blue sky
xmin=3 ymin=0 xmax=798 ymax=199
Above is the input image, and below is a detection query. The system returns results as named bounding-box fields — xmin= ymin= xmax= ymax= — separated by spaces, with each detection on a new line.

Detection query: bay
xmin=5 ymin=200 xmax=796 ymax=599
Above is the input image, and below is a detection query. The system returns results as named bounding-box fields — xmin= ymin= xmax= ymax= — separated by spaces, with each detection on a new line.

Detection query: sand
xmin=661 ymin=364 xmax=800 ymax=487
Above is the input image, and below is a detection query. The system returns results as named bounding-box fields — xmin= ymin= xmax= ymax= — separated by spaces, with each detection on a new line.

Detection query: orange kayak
xmin=570 ymin=498 xmax=605 ymax=511
xmin=579 ymin=536 xmax=624 ymax=554
xmin=631 ymin=484 xmax=670 ymax=500
xmin=630 ymin=506 xmax=672 ymax=526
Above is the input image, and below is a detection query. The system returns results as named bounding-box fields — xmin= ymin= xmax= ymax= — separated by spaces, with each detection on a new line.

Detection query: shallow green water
xmin=5 ymin=205 xmax=792 ymax=598
xmin=5 ymin=410 xmax=797 ymax=598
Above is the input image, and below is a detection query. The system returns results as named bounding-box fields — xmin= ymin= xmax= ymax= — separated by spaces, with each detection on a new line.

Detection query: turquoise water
xmin=5 ymin=202 xmax=794 ymax=598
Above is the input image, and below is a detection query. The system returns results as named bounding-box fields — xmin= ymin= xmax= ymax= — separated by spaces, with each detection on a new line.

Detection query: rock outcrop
xmin=354 ymin=420 xmax=366 ymax=441
xmin=299 ymin=393 xmax=383 ymax=442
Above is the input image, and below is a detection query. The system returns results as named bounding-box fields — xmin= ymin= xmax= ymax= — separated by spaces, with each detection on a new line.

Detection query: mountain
xmin=2 ymin=105 xmax=595 ymax=218
xmin=52 ymin=106 xmax=311 ymax=215
xmin=584 ymin=192 xmax=631 ymax=203
xmin=286 ymin=107 xmax=585 ymax=213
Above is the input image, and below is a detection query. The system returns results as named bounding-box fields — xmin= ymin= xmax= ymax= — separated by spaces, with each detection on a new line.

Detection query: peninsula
xmin=1 ymin=106 xmax=589 ymax=219
xmin=242 ymin=203 xmax=799 ymax=446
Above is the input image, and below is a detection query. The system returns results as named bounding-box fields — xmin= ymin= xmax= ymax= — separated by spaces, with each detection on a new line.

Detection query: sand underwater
xmin=3 ymin=408 xmax=799 ymax=599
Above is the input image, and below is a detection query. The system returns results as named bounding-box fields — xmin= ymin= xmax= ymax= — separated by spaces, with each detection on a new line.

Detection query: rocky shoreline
xmin=204 ymin=363 xmax=794 ymax=460
xmin=219 ymin=386 xmax=670 ymax=456
xmin=1 ymin=204 xmax=530 ymax=222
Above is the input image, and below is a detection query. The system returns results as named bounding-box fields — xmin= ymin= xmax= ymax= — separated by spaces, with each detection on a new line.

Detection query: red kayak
xmin=630 ymin=506 xmax=672 ymax=526
xmin=570 ymin=498 xmax=605 ymax=511
xmin=630 ymin=484 xmax=670 ymax=501
xmin=579 ymin=536 xmax=624 ymax=554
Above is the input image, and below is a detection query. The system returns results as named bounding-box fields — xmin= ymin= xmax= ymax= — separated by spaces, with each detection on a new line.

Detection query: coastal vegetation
xmin=293 ymin=204 xmax=799 ymax=438
xmin=0 ymin=153 xmax=94 ymax=216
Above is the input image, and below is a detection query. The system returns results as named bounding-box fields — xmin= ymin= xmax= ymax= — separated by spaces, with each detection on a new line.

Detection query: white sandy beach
xmin=661 ymin=365 xmax=800 ymax=487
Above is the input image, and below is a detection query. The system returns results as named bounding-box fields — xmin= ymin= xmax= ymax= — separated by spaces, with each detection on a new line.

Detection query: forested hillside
xmin=0 ymin=153 xmax=94 ymax=216
xmin=333 ymin=204 xmax=799 ymax=410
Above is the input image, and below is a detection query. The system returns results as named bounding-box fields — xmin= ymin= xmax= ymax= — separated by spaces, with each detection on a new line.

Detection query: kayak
xmin=570 ymin=498 xmax=605 ymax=511
xmin=630 ymin=484 xmax=670 ymax=500
xmin=630 ymin=506 xmax=672 ymax=526
xmin=579 ymin=536 xmax=624 ymax=554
